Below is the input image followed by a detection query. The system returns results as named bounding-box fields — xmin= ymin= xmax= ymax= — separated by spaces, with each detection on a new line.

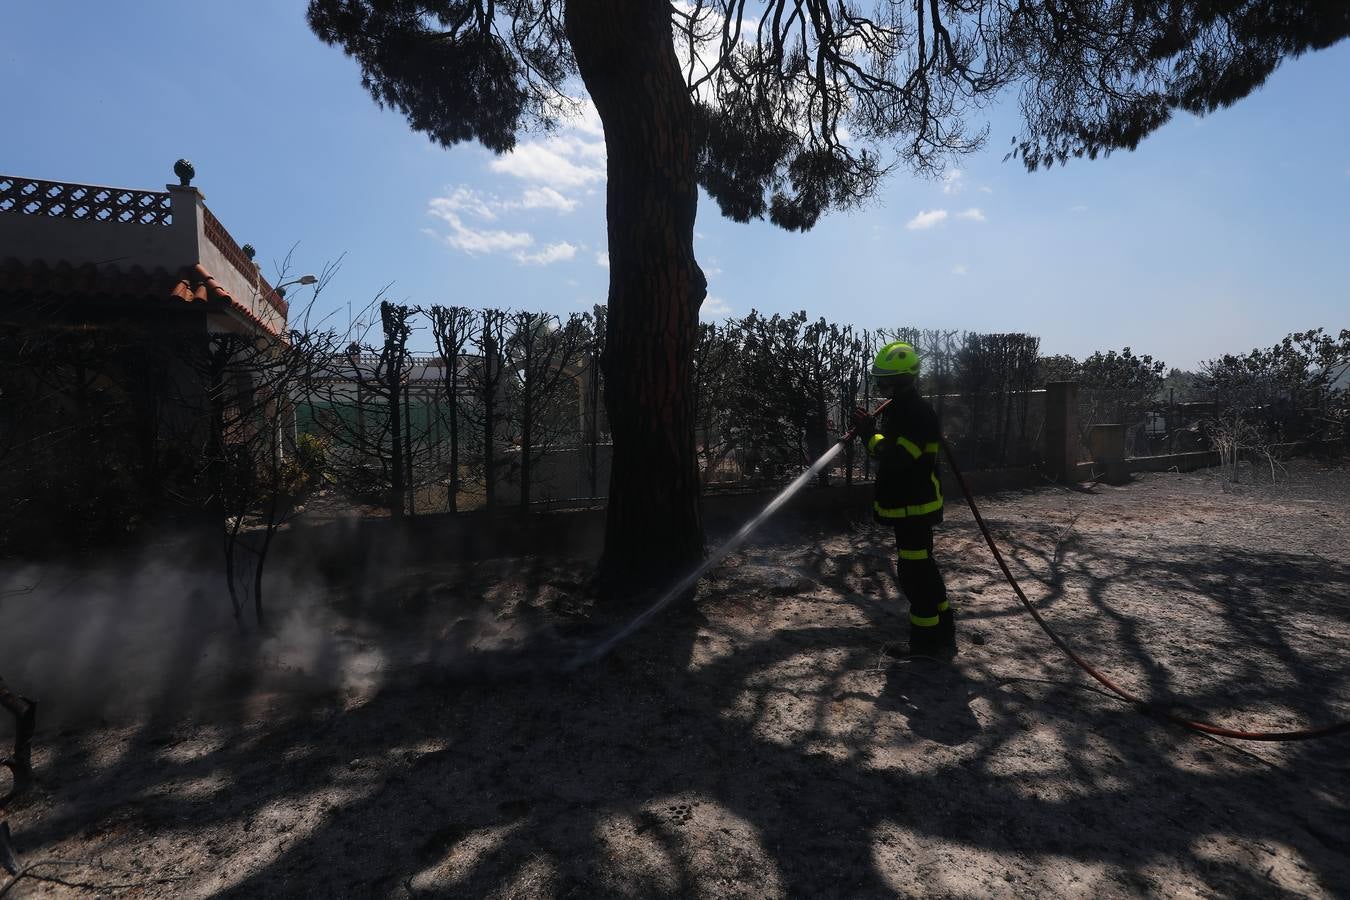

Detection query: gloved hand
xmin=849 ymin=407 xmax=877 ymax=438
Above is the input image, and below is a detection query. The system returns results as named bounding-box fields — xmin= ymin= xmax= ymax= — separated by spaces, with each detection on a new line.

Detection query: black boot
xmin=904 ymin=625 xmax=955 ymax=660
xmin=937 ymin=604 xmax=956 ymax=652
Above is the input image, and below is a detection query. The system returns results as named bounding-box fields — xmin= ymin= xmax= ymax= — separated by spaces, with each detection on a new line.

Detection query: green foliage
xmin=1009 ymin=5 xmax=1350 ymax=170
xmin=1077 ymin=347 xmax=1165 ymax=396
xmin=1035 ymin=354 xmax=1080 ymax=387
xmin=692 ymin=320 xmax=742 ymax=482
xmin=692 ymin=310 xmax=863 ymax=484
xmin=306 ymin=0 xmax=571 ymax=154
xmin=1202 ymin=328 xmax=1350 ymax=443
xmin=954 ymin=334 xmax=1041 ymax=466
xmin=1075 ymin=347 xmax=1165 ymax=440
xmin=281 ymin=433 xmax=329 ymax=501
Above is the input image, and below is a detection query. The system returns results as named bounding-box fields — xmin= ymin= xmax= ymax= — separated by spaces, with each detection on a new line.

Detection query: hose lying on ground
xmin=941 ymin=438 xmax=1350 ymax=742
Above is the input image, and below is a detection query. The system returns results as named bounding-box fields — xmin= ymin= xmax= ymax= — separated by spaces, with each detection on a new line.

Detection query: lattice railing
xmin=202 ymin=205 xmax=289 ymax=320
xmin=0 ymin=175 xmax=172 ymax=225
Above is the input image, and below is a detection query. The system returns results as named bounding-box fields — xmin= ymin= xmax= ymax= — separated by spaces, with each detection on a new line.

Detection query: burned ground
xmin=1 ymin=460 xmax=1348 ymax=897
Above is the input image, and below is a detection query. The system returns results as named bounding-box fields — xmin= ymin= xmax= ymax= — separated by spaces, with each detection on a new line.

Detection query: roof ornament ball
xmin=241 ymin=243 xmax=257 ymax=261
xmin=173 ymin=159 xmax=195 ymax=187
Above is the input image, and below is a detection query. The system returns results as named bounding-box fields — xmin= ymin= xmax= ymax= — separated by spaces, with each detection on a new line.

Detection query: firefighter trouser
xmin=893 ymin=522 xmax=952 ymax=645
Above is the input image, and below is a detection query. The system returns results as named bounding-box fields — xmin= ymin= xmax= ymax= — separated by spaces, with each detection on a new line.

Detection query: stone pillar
xmin=1088 ymin=423 xmax=1130 ymax=484
xmin=165 ymin=183 xmax=204 ymax=270
xmin=1043 ymin=381 xmax=1079 ymax=481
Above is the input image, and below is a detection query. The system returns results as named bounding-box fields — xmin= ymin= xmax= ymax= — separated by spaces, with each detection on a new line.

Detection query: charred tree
xmin=504 ymin=311 xmax=591 ymax=510
xmin=378 ymin=302 xmax=413 ymax=521
xmin=468 ymin=310 xmax=509 ymax=513
xmin=0 ymin=675 xmax=34 ymax=810
xmin=426 ymin=305 xmax=475 ymax=512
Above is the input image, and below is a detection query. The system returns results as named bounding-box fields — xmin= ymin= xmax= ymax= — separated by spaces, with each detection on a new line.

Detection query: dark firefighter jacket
xmin=865 ymin=389 xmax=944 ymax=526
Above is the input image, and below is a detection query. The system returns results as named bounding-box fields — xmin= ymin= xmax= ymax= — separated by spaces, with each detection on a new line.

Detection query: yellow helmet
xmin=871 ymin=340 xmax=920 ymax=377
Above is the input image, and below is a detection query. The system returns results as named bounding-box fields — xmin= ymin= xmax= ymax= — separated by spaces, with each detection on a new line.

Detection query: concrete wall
xmin=0 ymin=208 xmax=184 ymax=270
xmin=196 ymin=214 xmax=287 ymax=335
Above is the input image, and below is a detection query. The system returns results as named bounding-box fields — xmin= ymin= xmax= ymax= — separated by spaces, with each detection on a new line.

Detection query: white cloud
xmin=433 ymin=186 xmax=499 ymax=220
xmin=514 ymin=241 xmax=578 ymax=266
xmin=941 ymin=170 xmax=964 ymax=194
xmin=426 ymin=206 xmax=534 ymax=255
xmin=425 ymin=107 xmax=603 ymax=260
xmin=491 ymin=135 xmax=606 ymax=190
xmin=430 ymin=184 xmax=579 ymax=221
xmin=957 ymin=207 xmax=986 ymax=222
xmin=699 ymin=295 xmax=733 ymax=320
xmin=906 ymin=209 xmax=948 ymax=230
xmin=520 ymin=186 xmax=578 ymax=213
xmin=1069 ymin=204 xmax=1089 ymax=213
xmin=952 ymin=264 xmax=968 ymax=276
xmin=595 ymin=251 xmax=609 ymax=269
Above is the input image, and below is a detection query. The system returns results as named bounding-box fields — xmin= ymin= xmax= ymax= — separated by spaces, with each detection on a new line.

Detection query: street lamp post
xmin=274 ymin=274 xmax=318 ymax=296
xmin=268 ymin=275 xmax=316 ymax=459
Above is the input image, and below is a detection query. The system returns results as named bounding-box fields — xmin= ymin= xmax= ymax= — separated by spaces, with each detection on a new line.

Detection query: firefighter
xmin=851 ymin=341 xmax=955 ymax=657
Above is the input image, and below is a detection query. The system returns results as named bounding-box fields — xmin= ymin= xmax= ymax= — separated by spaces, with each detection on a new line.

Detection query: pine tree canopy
xmin=308 ymin=1 xmax=1350 ymax=231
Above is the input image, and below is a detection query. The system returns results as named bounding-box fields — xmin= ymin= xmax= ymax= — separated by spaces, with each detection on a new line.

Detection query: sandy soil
xmin=2 ymin=459 xmax=1348 ymax=898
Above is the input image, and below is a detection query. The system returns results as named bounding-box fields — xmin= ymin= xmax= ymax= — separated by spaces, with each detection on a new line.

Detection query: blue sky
xmin=5 ymin=1 xmax=1348 ymax=369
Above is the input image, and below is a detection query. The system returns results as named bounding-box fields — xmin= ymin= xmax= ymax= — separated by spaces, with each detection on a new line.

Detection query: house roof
xmin=0 ymin=258 xmax=282 ymax=336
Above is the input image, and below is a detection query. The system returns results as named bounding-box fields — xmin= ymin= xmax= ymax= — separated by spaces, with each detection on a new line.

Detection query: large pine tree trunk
xmin=567 ymin=0 xmax=707 ymax=592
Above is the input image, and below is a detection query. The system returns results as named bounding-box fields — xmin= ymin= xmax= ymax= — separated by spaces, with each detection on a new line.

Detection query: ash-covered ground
xmin=2 ymin=459 xmax=1348 ymax=898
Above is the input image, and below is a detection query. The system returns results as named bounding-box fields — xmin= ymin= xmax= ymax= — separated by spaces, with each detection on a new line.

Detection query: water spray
xmin=567 ymin=399 xmax=892 ymax=669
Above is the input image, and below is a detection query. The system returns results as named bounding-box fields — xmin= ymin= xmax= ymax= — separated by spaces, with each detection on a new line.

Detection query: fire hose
xmin=934 ymin=433 xmax=1350 ymax=742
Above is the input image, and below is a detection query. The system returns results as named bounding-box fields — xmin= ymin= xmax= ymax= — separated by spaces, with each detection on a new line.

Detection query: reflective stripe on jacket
xmin=865 ymin=390 xmax=943 ymax=525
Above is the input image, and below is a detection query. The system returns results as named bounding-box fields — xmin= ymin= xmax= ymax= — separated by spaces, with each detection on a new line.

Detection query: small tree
xmin=953 ymin=333 xmax=1040 ymax=467
xmin=300 ymin=297 xmax=434 ymax=519
xmin=838 ymin=328 xmax=868 ymax=485
xmin=794 ymin=317 xmax=858 ymax=485
xmin=1202 ymin=328 xmax=1350 ymax=475
xmin=1270 ymin=329 xmax=1350 ymax=441
xmin=503 ymin=311 xmax=591 ymax=508
xmin=425 ymin=304 xmax=476 ymax=512
xmin=581 ymin=304 xmax=608 ymax=497
xmin=212 ymin=326 xmax=331 ymax=628
xmin=466 ymin=309 xmax=510 ymax=512
xmin=692 ymin=320 xmax=740 ymax=484
xmin=1036 ymin=354 xmax=1080 ymax=387
xmin=1078 ymin=346 xmax=1165 ymax=454
xmin=733 ymin=310 xmax=812 ymax=483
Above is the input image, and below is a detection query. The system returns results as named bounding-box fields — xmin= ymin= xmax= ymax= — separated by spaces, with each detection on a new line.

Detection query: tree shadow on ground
xmin=5 ymin=507 xmax=1350 ymax=897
